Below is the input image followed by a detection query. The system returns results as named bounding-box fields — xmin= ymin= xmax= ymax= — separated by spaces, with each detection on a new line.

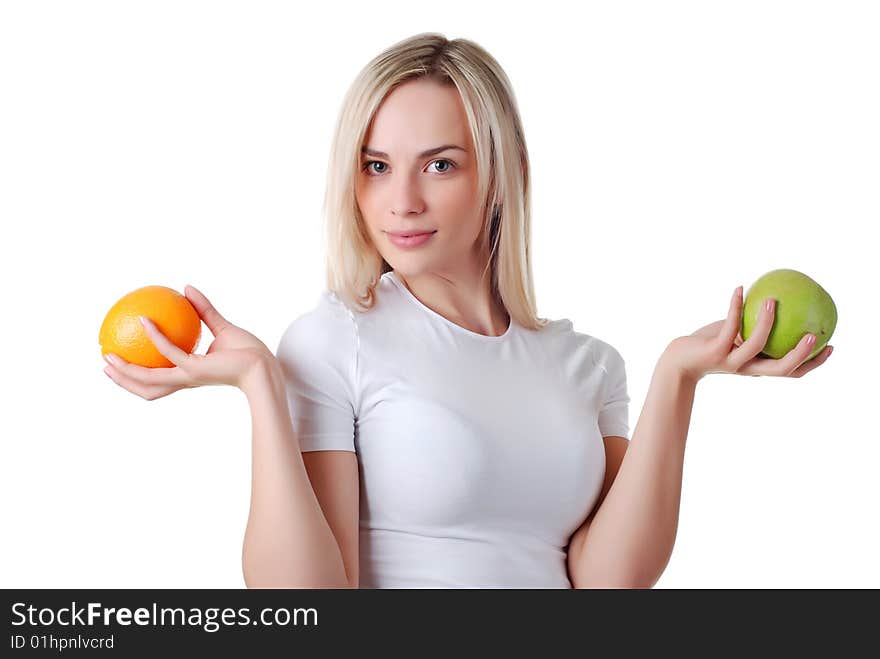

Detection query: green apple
xmin=742 ymin=269 xmax=837 ymax=360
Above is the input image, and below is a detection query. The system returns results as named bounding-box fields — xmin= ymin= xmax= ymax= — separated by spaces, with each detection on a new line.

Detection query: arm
xmin=567 ymin=346 xmax=697 ymax=588
xmin=566 ymin=434 xmax=629 ymax=583
xmin=240 ymin=357 xmax=358 ymax=588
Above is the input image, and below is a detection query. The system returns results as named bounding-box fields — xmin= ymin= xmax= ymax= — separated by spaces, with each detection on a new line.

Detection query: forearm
xmin=571 ymin=349 xmax=697 ymax=588
xmin=240 ymin=358 xmax=351 ymax=588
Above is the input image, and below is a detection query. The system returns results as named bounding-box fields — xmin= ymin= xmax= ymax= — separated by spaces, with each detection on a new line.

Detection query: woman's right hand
xmin=103 ymin=285 xmax=276 ymax=400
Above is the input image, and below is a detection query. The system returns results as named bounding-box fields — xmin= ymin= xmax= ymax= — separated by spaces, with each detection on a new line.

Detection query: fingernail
xmin=139 ymin=316 xmax=149 ymax=327
xmin=806 ymin=334 xmax=816 ymax=346
xmin=104 ymin=353 xmax=117 ymax=366
xmin=764 ymin=299 xmax=775 ymax=313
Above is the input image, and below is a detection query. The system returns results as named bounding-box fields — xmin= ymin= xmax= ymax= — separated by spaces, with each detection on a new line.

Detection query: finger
xmin=774 ymin=332 xmax=824 ymax=376
xmin=103 ymin=352 xmax=190 ymax=387
xmin=104 ymin=365 xmax=166 ymax=400
xmin=729 ymin=294 xmax=775 ymax=371
xmin=732 ymin=354 xmax=777 ymax=376
xmin=736 ymin=340 xmax=832 ymax=378
xmin=718 ymin=286 xmax=743 ymax=348
xmin=139 ymin=316 xmax=193 ymax=368
xmin=184 ymin=285 xmax=233 ymax=337
xmin=788 ymin=345 xmax=834 ymax=378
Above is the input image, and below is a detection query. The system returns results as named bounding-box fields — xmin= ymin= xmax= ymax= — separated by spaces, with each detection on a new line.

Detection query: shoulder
xmin=592 ymin=337 xmax=626 ymax=375
xmin=545 ymin=318 xmax=624 ymax=373
xmin=276 ymin=290 xmax=360 ymax=364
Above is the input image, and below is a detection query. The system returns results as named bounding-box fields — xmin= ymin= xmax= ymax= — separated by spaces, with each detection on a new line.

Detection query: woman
xmin=102 ymin=33 xmax=833 ymax=589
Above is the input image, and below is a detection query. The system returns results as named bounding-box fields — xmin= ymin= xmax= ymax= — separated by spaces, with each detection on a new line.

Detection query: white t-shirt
xmin=275 ymin=270 xmax=630 ymax=588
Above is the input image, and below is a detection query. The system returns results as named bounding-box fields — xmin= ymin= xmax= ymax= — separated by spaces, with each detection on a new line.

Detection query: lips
xmin=386 ymin=231 xmax=436 ymax=248
xmin=386 ymin=230 xmax=436 ymax=237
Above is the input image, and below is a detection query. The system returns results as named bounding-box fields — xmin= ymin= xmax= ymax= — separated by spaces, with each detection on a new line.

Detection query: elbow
xmin=570 ymin=542 xmax=673 ymax=589
xmin=570 ymin=558 xmax=664 ymax=589
xmin=572 ymin=573 xmax=657 ymax=589
xmin=243 ymin=574 xmax=353 ymax=589
xmin=610 ymin=575 xmax=657 ymax=589
xmin=242 ymin=558 xmax=353 ymax=589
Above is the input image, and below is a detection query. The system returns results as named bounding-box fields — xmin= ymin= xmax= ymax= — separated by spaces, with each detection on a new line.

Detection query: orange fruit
xmin=99 ymin=285 xmax=202 ymax=368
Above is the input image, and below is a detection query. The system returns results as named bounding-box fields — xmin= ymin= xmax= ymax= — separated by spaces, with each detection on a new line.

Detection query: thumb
xmin=184 ymin=285 xmax=233 ymax=336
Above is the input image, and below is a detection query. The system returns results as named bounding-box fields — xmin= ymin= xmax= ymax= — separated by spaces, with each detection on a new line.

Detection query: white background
xmin=2 ymin=0 xmax=877 ymax=588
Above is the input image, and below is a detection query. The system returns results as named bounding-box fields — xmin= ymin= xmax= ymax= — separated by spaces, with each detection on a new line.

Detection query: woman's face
xmin=355 ymin=78 xmax=484 ymax=279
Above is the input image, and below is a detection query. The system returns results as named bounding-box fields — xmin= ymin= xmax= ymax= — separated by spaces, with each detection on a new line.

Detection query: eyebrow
xmin=361 ymin=144 xmax=467 ymax=159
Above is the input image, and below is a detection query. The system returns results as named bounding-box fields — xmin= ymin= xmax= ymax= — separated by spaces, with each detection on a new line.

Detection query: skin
xmin=567 ymin=289 xmax=833 ymax=587
xmin=355 ymin=77 xmax=510 ymax=337
xmin=102 ymin=76 xmax=834 ymax=590
xmin=668 ymin=286 xmax=834 ymax=383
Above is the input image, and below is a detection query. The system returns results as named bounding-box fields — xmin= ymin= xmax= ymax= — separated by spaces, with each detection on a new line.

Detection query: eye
xmin=363 ymin=161 xmax=387 ymax=175
xmin=427 ymin=159 xmax=456 ymax=174
xmin=361 ymin=159 xmax=457 ymax=176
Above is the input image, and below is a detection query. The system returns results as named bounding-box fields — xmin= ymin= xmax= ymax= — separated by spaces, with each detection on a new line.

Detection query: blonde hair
xmin=322 ymin=32 xmax=550 ymax=331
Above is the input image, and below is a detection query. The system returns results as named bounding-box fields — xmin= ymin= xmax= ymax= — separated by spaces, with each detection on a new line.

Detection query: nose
xmin=390 ymin=170 xmax=426 ymax=216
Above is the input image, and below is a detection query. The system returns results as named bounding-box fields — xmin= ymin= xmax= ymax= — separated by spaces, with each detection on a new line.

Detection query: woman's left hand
xmin=664 ymin=286 xmax=834 ymax=384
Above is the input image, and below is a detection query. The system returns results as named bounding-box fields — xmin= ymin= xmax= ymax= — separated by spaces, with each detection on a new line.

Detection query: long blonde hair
xmin=323 ymin=32 xmax=550 ymax=331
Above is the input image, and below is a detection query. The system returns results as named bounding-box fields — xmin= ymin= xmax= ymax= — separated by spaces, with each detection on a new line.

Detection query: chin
xmin=386 ymin=262 xmax=415 ymax=276
xmin=386 ymin=262 xmax=428 ymax=279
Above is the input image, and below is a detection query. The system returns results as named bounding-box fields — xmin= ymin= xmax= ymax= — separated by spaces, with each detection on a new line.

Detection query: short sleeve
xmin=597 ymin=343 xmax=630 ymax=439
xmin=274 ymin=292 xmax=359 ymax=453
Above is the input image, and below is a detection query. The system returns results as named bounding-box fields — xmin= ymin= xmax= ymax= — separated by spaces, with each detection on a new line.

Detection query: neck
xmin=395 ymin=260 xmax=509 ymax=337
